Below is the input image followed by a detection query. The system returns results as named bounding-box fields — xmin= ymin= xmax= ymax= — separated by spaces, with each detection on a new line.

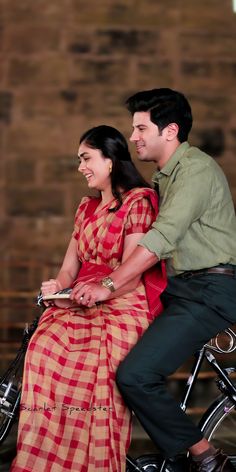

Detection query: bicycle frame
xmin=126 ymin=328 xmax=236 ymax=471
xmin=181 ymin=329 xmax=236 ymax=413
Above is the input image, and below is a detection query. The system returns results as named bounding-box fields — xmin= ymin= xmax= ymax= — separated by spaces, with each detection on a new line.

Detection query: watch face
xmin=103 ymin=278 xmax=111 ymax=287
xmin=101 ymin=277 xmax=115 ymax=292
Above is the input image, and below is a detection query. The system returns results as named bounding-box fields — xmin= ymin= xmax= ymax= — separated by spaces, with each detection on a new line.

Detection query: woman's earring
xmin=109 ymin=164 xmax=112 ymax=173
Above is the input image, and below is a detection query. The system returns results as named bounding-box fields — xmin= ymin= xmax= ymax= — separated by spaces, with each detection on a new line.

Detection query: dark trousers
xmin=116 ymin=270 xmax=236 ymax=458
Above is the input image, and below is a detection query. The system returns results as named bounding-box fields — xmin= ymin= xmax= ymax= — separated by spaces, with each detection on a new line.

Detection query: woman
xmin=11 ymin=125 xmax=166 ymax=472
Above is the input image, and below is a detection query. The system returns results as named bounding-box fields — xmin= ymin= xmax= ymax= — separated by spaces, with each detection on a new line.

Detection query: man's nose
xmin=130 ymin=129 xmax=138 ymax=142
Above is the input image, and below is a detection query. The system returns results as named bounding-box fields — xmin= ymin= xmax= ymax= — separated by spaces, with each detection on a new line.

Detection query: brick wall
xmin=0 ymin=0 xmax=236 ymax=289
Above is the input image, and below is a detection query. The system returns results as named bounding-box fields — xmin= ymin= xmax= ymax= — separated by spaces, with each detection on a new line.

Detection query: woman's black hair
xmin=79 ymin=125 xmax=150 ymax=209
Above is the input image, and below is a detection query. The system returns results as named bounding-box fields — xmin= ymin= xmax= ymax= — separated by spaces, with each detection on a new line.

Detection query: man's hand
xmin=70 ymin=281 xmax=110 ymax=307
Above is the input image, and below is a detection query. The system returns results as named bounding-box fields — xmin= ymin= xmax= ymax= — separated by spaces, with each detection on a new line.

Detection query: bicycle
xmin=126 ymin=327 xmax=236 ymax=471
xmin=0 ymin=295 xmax=235 ymax=471
xmin=0 ymin=317 xmax=39 ymax=446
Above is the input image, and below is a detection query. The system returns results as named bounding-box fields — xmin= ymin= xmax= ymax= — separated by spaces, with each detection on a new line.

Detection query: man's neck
xmin=157 ymin=141 xmax=181 ymax=170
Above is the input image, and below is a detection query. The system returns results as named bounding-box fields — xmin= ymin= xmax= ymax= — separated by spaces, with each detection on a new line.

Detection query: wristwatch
xmin=100 ymin=276 xmax=115 ymax=292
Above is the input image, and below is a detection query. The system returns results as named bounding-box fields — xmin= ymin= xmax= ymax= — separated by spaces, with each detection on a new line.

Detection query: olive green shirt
xmin=140 ymin=142 xmax=236 ymax=275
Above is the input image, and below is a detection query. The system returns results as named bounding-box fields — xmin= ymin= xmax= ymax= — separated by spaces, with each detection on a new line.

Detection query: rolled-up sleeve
xmin=139 ymin=163 xmax=212 ymax=259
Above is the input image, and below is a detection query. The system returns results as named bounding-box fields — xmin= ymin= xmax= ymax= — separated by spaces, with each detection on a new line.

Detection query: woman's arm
xmin=41 ymin=237 xmax=80 ymax=299
xmin=108 ymin=231 xmax=146 ymax=297
xmin=69 ymin=231 xmax=153 ymax=305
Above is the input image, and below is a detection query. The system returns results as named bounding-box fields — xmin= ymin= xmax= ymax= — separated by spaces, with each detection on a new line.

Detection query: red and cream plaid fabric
xmin=11 ymin=188 xmax=166 ymax=472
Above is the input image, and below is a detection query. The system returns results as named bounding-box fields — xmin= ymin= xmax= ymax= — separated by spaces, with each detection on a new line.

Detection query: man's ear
xmin=166 ymin=123 xmax=179 ymax=140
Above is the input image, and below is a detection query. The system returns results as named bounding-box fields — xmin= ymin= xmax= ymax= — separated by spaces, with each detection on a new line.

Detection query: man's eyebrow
xmin=133 ymin=124 xmax=147 ymax=128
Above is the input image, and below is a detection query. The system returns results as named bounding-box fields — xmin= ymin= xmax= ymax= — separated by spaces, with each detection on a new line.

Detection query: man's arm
xmin=110 ymin=245 xmax=159 ymax=291
xmin=70 ymin=242 xmax=159 ymax=306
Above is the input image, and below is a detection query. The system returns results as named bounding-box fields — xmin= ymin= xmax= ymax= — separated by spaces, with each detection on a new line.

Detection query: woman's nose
xmin=78 ymin=161 xmax=85 ymax=172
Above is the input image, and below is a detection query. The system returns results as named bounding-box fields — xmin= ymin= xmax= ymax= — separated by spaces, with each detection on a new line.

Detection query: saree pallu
xmin=11 ymin=188 xmax=166 ymax=472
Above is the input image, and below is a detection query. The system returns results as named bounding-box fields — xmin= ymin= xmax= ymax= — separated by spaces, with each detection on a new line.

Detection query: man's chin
xmin=137 ymin=153 xmax=149 ymax=161
xmin=136 ymin=149 xmax=145 ymax=157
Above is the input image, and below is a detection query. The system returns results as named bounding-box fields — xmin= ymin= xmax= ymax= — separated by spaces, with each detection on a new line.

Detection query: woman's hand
xmin=41 ymin=278 xmax=62 ymax=297
xmin=40 ymin=279 xmax=62 ymax=307
xmin=70 ymin=281 xmax=110 ymax=308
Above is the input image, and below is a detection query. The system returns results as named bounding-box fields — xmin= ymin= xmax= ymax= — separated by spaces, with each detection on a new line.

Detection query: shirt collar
xmin=152 ymin=141 xmax=190 ymax=183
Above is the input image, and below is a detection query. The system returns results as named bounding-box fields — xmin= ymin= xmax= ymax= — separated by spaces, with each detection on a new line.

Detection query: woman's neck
xmin=100 ymin=188 xmax=114 ymax=206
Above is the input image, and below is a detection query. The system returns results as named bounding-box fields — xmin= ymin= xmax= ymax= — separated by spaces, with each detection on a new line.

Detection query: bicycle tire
xmin=199 ymin=391 xmax=236 ymax=468
xmin=126 ymin=391 xmax=236 ymax=471
xmin=126 ymin=454 xmax=159 ymax=471
xmin=126 ymin=453 xmax=189 ymax=472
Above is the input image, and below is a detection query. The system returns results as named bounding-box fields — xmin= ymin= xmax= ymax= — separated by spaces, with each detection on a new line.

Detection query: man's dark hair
xmin=125 ymin=88 xmax=193 ymax=142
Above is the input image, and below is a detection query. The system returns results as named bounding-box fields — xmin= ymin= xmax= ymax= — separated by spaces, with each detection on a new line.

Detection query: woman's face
xmin=78 ymin=142 xmax=112 ymax=191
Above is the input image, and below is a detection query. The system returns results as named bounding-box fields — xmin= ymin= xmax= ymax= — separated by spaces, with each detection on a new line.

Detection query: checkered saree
xmin=11 ymin=188 xmax=166 ymax=472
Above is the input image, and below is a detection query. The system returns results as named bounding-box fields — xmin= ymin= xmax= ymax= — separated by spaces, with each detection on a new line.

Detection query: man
xmin=71 ymin=88 xmax=236 ymax=471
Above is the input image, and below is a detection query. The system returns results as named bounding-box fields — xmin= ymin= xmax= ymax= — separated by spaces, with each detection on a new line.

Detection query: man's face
xmin=130 ymin=111 xmax=165 ymax=163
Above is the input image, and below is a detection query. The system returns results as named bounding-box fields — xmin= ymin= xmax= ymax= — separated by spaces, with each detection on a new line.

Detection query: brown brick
xmin=69 ymin=0 xmax=134 ymax=26
xmin=69 ymin=58 xmax=130 ymax=87
xmin=181 ymin=61 xmax=213 ymax=77
xmin=16 ymin=89 xmax=66 ymax=121
xmin=95 ymin=30 xmax=161 ymax=55
xmin=136 ymin=61 xmax=174 ymax=89
xmin=7 ymin=187 xmax=65 ymax=217
xmin=180 ymin=0 xmax=234 ymax=30
xmin=0 ymin=220 xmax=9 ymax=255
xmin=67 ymin=30 xmax=95 ymax=55
xmin=230 ymin=129 xmax=236 ymax=156
xmin=0 ymin=22 xmax=4 ymax=54
xmin=11 ymin=219 xmax=70 ymax=263
xmin=6 ymin=121 xmax=67 ymax=156
xmin=6 ymin=158 xmax=36 ymax=184
xmin=62 ymin=82 xmax=127 ymax=118
xmin=180 ymin=32 xmax=236 ymax=60
xmin=6 ymin=0 xmax=66 ymax=26
xmin=181 ymin=60 xmax=236 ymax=94
xmin=133 ymin=1 xmax=182 ymax=27
xmin=4 ymin=25 xmax=62 ymax=54
xmin=8 ymin=56 xmax=68 ymax=87
xmin=189 ymin=94 xmax=230 ymax=123
xmin=0 ymin=90 xmax=13 ymax=124
xmin=42 ymin=154 xmax=79 ymax=183
xmin=194 ymin=128 xmax=225 ymax=158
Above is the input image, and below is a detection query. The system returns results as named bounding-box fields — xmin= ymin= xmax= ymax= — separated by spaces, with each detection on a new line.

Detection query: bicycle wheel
xmin=0 ymin=388 xmax=20 ymax=445
xmin=126 ymin=454 xmax=189 ymax=471
xmin=199 ymin=392 xmax=236 ymax=468
xmin=126 ymin=454 xmax=162 ymax=472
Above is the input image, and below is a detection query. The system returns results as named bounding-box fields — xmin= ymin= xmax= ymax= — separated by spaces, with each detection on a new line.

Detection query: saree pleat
xmin=11 ymin=188 xmax=166 ymax=472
